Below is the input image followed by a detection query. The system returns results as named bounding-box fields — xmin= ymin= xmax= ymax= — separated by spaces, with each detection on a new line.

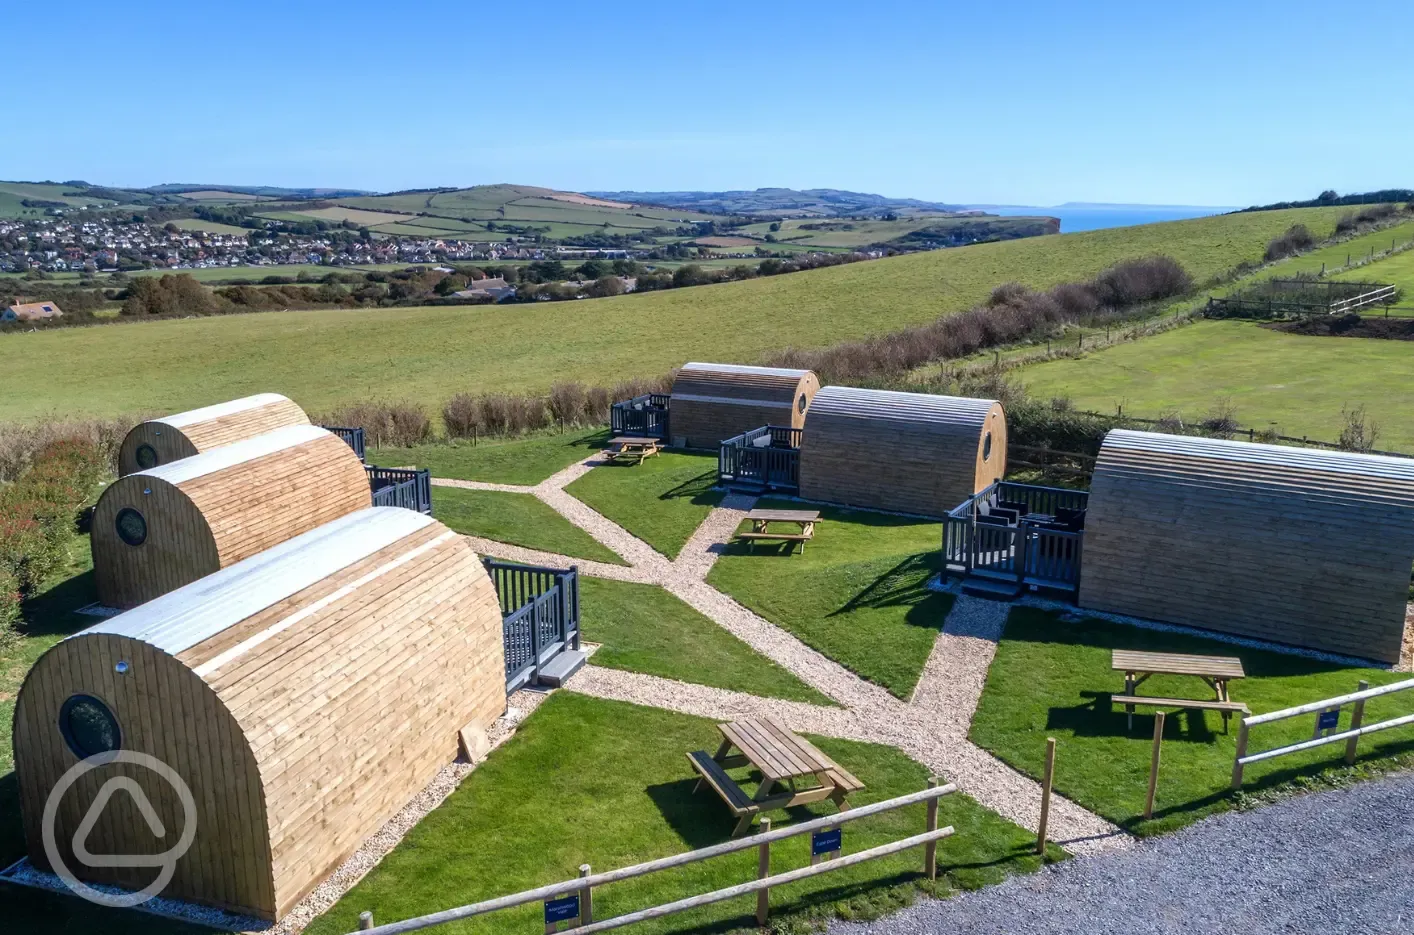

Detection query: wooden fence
xmin=611 ymin=394 xmax=671 ymax=440
xmin=349 ymin=781 xmax=957 ymax=935
xmin=366 ymin=466 xmax=432 ymax=514
xmin=484 ymin=559 xmax=581 ymax=692
xmin=718 ymin=425 xmax=803 ymax=492
xmin=324 ymin=425 xmax=367 ymax=461
xmin=1231 ymin=678 xmax=1414 ymax=788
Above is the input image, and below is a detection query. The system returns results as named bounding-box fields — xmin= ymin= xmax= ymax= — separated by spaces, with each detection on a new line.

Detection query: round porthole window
xmin=135 ymin=443 xmax=158 ymax=469
xmin=115 ymin=507 xmax=147 ymax=546
xmin=797 ymin=393 xmax=808 ymax=415
xmin=59 ymin=694 xmax=121 ymax=759
xmin=983 ymin=431 xmax=993 ymax=461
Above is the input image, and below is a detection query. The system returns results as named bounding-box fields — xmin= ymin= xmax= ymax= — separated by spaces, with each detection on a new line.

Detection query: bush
xmin=319 ymin=400 xmax=431 ymax=448
xmin=0 ymin=567 xmax=19 ymax=649
xmin=548 ymin=382 xmax=589 ymax=426
xmin=0 ymin=416 xmax=131 ymax=482
xmin=442 ymin=393 xmax=484 ymax=439
xmin=1264 ymin=224 xmax=1315 ymax=262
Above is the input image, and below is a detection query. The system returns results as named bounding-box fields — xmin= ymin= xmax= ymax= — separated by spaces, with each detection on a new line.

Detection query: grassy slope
xmin=432 ymin=487 xmax=624 ymax=564
xmin=305 ymin=693 xmax=1057 ymax=935
xmin=970 ymin=608 xmax=1414 ymax=836
xmin=706 ymin=499 xmax=951 ymax=699
xmin=579 ymin=578 xmax=830 ymax=704
xmin=367 ymin=429 xmax=607 ymax=485
xmin=0 ymin=207 xmax=1352 ymax=421
xmin=1018 ymin=319 xmax=1414 ymax=449
xmin=564 ymin=453 xmax=722 ymax=560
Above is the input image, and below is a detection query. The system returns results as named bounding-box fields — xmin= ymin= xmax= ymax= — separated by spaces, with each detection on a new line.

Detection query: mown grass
xmin=565 ymin=453 xmax=723 ymax=560
xmin=305 ymin=693 xmax=1059 ymax=935
xmin=0 ymin=208 xmax=1355 ymax=421
xmin=368 ymin=429 xmax=607 ymax=486
xmin=1017 ymin=319 xmax=1414 ymax=449
xmin=432 ymin=487 xmax=624 ymax=565
xmin=579 ymin=577 xmax=831 ymax=705
xmin=970 ymin=608 xmax=1414 ymax=836
xmin=706 ymin=499 xmax=951 ymax=699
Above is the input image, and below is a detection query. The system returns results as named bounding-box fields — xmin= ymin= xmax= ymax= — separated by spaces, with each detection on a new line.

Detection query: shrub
xmin=442 ymin=393 xmax=484 ymax=439
xmin=548 ymin=382 xmax=589 ymax=426
xmin=0 ymin=416 xmax=131 ymax=482
xmin=1338 ymin=404 xmax=1380 ymax=452
xmin=1264 ymin=224 xmax=1315 ymax=262
xmin=319 ymin=400 xmax=431 ymax=448
xmin=1200 ymin=398 xmax=1239 ymax=439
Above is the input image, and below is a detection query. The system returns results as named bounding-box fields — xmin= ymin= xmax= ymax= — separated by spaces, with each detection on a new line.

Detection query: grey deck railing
xmin=367 ymin=466 xmax=432 ymax=515
xmin=611 ymin=394 xmax=670 ymax=439
xmin=323 ymin=425 xmax=367 ymax=461
xmin=718 ymin=425 xmax=802 ymax=492
xmin=943 ymin=481 xmax=1088 ymax=593
xmin=484 ymin=559 xmax=580 ymax=692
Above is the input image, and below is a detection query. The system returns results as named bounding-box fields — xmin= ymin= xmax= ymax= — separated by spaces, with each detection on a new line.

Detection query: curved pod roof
xmin=670 ymin=362 xmax=819 ymax=448
xmin=93 ymin=424 xmax=371 ymax=608
xmin=1078 ymin=430 xmax=1414 ymax=662
xmin=119 ymin=393 xmax=309 ymax=476
xmin=15 ymin=508 xmax=506 ymax=921
xmin=798 ymin=386 xmax=1006 ymax=516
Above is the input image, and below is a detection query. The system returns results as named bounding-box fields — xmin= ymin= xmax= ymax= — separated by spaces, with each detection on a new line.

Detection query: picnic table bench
xmin=735 ymin=508 xmax=820 ymax=555
xmin=687 ymin=716 xmax=863 ymax=835
xmin=604 ymin=436 xmax=663 ymax=466
xmin=1111 ymin=649 xmax=1248 ymax=730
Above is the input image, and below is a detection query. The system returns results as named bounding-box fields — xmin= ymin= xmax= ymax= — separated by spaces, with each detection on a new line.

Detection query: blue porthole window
xmin=116 ymin=507 xmax=147 ymax=546
xmin=135 ymin=443 xmax=158 ymax=469
xmin=59 ymin=694 xmax=121 ymax=759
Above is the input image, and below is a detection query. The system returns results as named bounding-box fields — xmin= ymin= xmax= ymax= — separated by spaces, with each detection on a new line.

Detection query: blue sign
xmin=544 ymin=895 xmax=580 ymax=925
xmin=811 ymin=828 xmax=843 ymax=856
xmin=1317 ymin=709 xmax=1341 ymax=731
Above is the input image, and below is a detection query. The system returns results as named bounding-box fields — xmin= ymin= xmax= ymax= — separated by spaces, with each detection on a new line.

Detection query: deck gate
xmin=718 ymin=425 xmax=802 ymax=492
xmin=611 ymin=393 xmax=670 ymax=439
xmin=484 ymin=559 xmax=581 ymax=692
xmin=367 ymin=466 xmax=433 ymax=514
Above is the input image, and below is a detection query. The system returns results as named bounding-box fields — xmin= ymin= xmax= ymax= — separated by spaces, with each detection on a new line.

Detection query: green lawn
xmin=565 ymin=453 xmax=724 ymax=560
xmin=305 ymin=693 xmax=1058 ymax=935
xmin=970 ymin=608 xmax=1414 ymax=836
xmin=432 ymin=487 xmax=624 ymax=565
xmin=1018 ymin=319 xmax=1414 ymax=450
xmin=706 ymin=500 xmax=951 ymax=699
xmin=368 ymin=429 xmax=607 ymax=485
xmin=579 ymin=578 xmax=831 ymax=705
xmin=0 ymin=207 xmax=1355 ymax=421
xmin=1334 ymin=240 xmax=1414 ymax=293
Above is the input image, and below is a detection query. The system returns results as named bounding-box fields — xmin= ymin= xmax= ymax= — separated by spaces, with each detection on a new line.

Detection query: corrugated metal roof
xmin=161 ymin=393 xmax=293 ymax=429
xmin=1102 ymin=430 xmax=1414 ymax=482
xmin=681 ymin=362 xmax=811 ymax=379
xmin=81 ymin=507 xmax=434 ymax=656
xmin=808 ymin=386 xmax=996 ymax=428
xmin=135 ymin=423 xmax=331 ymax=485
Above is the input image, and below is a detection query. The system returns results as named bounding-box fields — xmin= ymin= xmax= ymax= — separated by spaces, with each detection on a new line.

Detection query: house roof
xmin=6 ymin=301 xmax=63 ymax=320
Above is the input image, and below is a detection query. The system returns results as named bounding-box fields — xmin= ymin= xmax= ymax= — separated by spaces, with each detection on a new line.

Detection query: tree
xmin=589 ymin=275 xmax=625 ymax=298
xmin=672 ymin=264 xmax=709 ymax=288
xmin=768 ymin=221 xmax=781 ymax=232
xmin=575 ymin=259 xmax=608 ymax=280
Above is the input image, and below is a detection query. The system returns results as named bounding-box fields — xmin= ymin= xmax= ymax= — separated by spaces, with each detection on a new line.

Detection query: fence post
xmin=1144 ymin=711 xmax=1165 ymax=819
xmin=1345 ymin=679 xmax=1369 ymax=764
xmin=1036 ymin=738 xmax=1056 ymax=855
xmin=358 ymin=911 xmax=375 ymax=930
xmin=755 ymin=818 xmax=772 ymax=926
xmin=924 ymin=777 xmax=939 ymax=878
xmin=1231 ymin=715 xmax=1249 ymax=789
xmin=579 ymin=864 xmax=593 ymax=925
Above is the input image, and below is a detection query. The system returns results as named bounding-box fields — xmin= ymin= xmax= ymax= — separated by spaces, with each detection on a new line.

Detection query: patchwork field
xmin=0 ymin=181 xmax=115 ymax=217
xmin=0 ymin=207 xmax=1356 ymax=421
xmin=171 ymin=217 xmax=251 ymax=236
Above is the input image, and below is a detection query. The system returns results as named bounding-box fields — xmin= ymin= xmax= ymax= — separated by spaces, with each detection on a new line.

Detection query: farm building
xmin=798 ymin=387 xmax=1007 ymax=517
xmin=1078 ymin=430 xmax=1414 ymax=662
xmin=669 ymin=362 xmax=819 ymax=449
xmin=93 ymin=424 xmax=371 ymax=608
xmin=14 ymin=507 xmax=506 ymax=921
xmin=2 ymin=300 xmax=63 ymax=322
xmin=118 ymin=393 xmax=310 ymax=475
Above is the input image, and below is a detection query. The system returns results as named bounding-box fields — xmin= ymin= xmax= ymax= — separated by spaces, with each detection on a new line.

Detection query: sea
xmin=969 ymin=203 xmax=1238 ymax=234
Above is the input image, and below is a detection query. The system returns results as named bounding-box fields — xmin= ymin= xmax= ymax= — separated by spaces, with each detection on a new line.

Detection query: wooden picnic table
xmin=687 ymin=716 xmax=863 ymax=835
xmin=1112 ymin=649 xmax=1248 ymax=730
xmin=736 ymin=508 xmax=820 ymax=555
xmin=604 ymin=435 xmax=662 ymax=466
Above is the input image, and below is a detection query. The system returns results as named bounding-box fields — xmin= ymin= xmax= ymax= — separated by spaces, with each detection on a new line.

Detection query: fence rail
xmin=943 ymin=481 xmax=1088 ymax=592
xmin=484 ymin=559 xmax=580 ymax=692
xmin=611 ymin=394 xmax=670 ymax=440
xmin=366 ymin=466 xmax=432 ymax=514
xmin=1231 ymin=678 xmax=1414 ymax=788
xmin=324 ymin=425 xmax=367 ymax=461
xmin=718 ymin=425 xmax=802 ymax=492
xmin=351 ymin=781 xmax=957 ymax=935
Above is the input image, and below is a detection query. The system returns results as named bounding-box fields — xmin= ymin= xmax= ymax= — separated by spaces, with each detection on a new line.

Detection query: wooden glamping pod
xmin=1078 ymin=430 xmax=1414 ymax=662
xmin=93 ymin=424 xmax=371 ymax=608
xmin=798 ymin=387 xmax=1007 ymax=516
xmin=14 ymin=507 xmax=505 ymax=920
xmin=669 ymin=362 xmax=819 ymax=448
xmin=118 ymin=393 xmax=309 ymax=476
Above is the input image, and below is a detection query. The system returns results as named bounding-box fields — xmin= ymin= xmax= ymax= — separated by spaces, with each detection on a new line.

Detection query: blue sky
xmin=8 ymin=1 xmax=1412 ymax=205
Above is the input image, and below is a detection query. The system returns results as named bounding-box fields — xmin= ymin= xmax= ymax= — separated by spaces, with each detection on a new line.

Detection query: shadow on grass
xmin=19 ymin=569 xmax=97 ymax=640
xmin=1045 ymin=692 xmax=1222 ymax=744
xmin=832 ymin=554 xmax=940 ymax=616
xmin=1 ymin=771 xmax=24 ymax=867
xmin=659 ymin=469 xmax=721 ymax=504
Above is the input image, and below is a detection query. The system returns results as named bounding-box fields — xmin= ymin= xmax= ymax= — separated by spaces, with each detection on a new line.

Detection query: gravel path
xmin=830 ymin=769 xmax=1414 ymax=935
xmin=672 ymin=492 xmax=758 ymax=579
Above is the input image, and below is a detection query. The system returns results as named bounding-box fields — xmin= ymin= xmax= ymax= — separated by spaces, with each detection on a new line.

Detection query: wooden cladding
xmin=798 ymin=387 xmax=1006 ymax=517
xmin=670 ymin=362 xmax=819 ymax=449
xmin=118 ymin=393 xmax=309 ymax=476
xmin=93 ymin=427 xmax=371 ymax=608
xmin=15 ymin=512 xmax=506 ymax=921
xmin=1078 ymin=430 xmax=1414 ymax=663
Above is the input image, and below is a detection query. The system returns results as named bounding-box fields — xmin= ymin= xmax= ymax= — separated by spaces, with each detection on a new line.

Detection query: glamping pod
xmin=1078 ymin=430 xmax=1414 ymax=662
xmin=118 ymin=393 xmax=309 ymax=476
xmin=14 ymin=508 xmax=506 ymax=921
xmin=93 ymin=424 xmax=371 ymax=608
xmin=669 ymin=362 xmax=819 ymax=449
xmin=798 ymin=387 xmax=1006 ymax=516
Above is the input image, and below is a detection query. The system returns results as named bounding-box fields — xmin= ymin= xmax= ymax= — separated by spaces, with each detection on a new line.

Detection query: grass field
xmin=707 ymin=499 xmax=951 ymax=699
xmin=579 ymin=578 xmax=830 ymax=704
xmin=432 ymin=487 xmax=624 ymax=564
xmin=367 ymin=429 xmax=606 ymax=485
xmin=1018 ymin=319 xmax=1414 ymax=449
xmin=0 ymin=181 xmax=115 ymax=217
xmin=0 ymin=207 xmax=1355 ymax=421
xmin=564 ymin=453 xmax=723 ymax=559
xmin=970 ymin=608 xmax=1414 ymax=836
xmin=170 ymin=217 xmax=251 ymax=236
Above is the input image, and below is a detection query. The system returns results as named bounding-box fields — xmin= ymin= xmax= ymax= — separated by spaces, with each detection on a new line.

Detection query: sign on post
xmin=544 ymin=894 xmax=581 ymax=934
xmin=811 ymin=827 xmax=842 ymax=862
xmin=1317 ymin=709 xmax=1340 ymax=732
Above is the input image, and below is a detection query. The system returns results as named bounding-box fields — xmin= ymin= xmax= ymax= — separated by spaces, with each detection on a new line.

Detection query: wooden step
xmin=536 ymin=649 xmax=587 ymax=687
xmin=961 ymin=576 xmax=1021 ymax=600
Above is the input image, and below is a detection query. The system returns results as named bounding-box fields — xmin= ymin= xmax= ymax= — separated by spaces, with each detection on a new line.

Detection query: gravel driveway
xmin=830 ymin=770 xmax=1414 ymax=935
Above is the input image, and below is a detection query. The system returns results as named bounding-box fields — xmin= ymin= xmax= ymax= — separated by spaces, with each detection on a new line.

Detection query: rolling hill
xmin=585 ymin=187 xmax=966 ymax=217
